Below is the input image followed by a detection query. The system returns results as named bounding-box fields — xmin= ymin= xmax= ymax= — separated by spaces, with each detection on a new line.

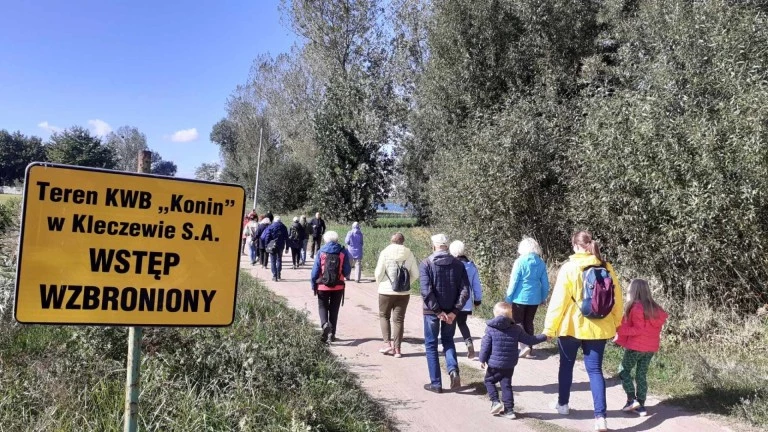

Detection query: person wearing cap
xmin=345 ymin=222 xmax=364 ymax=282
xmin=287 ymin=216 xmax=306 ymax=269
xmin=260 ymin=216 xmax=289 ymax=281
xmin=420 ymin=233 xmax=471 ymax=393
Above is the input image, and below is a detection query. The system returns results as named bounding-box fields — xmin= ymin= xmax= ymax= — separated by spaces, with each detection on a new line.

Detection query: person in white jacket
xmin=374 ymin=232 xmax=420 ymax=358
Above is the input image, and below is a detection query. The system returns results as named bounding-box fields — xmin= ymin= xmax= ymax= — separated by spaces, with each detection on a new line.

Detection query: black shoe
xmin=449 ymin=370 xmax=461 ymax=389
xmin=278 ymin=273 xmax=282 ymax=280
xmin=330 ymin=335 xmax=337 ymax=343
xmin=423 ymin=383 xmax=442 ymax=394
xmin=272 ymin=276 xmax=277 ymax=282
xmin=321 ymin=322 xmax=332 ymax=343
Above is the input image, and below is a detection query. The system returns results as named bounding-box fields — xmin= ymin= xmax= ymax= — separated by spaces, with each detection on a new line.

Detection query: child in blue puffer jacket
xmin=479 ymin=302 xmax=547 ymax=419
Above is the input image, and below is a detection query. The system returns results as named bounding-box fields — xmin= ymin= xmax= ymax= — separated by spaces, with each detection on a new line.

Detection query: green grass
xmin=0 ymin=194 xmax=19 ymax=204
xmin=0 ymin=273 xmax=394 ymax=432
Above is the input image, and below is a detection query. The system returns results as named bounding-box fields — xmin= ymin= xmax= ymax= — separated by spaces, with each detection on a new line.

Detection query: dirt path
xmin=241 ymin=255 xmax=744 ymax=432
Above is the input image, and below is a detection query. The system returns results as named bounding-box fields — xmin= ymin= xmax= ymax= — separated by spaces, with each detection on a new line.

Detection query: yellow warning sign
xmin=14 ymin=163 xmax=246 ymax=326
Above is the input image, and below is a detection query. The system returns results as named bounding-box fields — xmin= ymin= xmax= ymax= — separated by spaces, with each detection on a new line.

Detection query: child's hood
xmin=486 ymin=316 xmax=515 ymax=330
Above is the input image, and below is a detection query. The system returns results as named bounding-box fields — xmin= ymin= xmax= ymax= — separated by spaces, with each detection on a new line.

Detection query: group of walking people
xmin=304 ymin=227 xmax=667 ymax=432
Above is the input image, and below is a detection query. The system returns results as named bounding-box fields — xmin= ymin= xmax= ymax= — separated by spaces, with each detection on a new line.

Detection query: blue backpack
xmin=577 ymin=263 xmax=615 ymax=319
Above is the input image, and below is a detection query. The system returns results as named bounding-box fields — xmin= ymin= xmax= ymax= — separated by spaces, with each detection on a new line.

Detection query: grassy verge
xmin=0 ymin=272 xmax=394 ymax=432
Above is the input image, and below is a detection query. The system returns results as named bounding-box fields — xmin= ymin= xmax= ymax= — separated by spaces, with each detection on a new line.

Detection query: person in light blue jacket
xmin=505 ymin=237 xmax=550 ymax=358
xmin=449 ymin=240 xmax=483 ymax=359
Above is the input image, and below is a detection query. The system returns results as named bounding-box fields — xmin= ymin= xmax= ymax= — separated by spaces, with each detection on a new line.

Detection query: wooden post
xmin=124 ymin=149 xmax=152 ymax=432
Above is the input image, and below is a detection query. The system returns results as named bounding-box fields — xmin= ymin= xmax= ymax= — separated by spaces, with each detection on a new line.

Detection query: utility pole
xmin=252 ymin=127 xmax=263 ymax=211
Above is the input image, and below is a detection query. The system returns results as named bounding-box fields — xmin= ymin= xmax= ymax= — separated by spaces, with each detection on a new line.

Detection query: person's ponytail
xmin=572 ymin=231 xmax=604 ymax=262
xmin=589 ymin=240 xmax=604 ymax=263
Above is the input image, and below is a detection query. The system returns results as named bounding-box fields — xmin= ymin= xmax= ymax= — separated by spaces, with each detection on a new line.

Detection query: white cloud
xmin=37 ymin=121 xmax=62 ymax=133
xmin=169 ymin=128 xmax=199 ymax=143
xmin=87 ymin=119 xmax=112 ymax=137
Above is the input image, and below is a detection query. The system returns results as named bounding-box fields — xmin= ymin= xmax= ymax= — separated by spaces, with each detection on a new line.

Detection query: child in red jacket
xmin=615 ymin=279 xmax=668 ymax=417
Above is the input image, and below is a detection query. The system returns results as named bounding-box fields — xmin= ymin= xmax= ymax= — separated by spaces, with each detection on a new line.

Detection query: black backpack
xmin=317 ymin=252 xmax=342 ymax=286
xmin=387 ymin=261 xmax=411 ymax=292
xmin=289 ymin=226 xmax=300 ymax=241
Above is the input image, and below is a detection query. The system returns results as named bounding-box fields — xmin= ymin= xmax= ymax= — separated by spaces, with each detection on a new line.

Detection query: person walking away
xmin=287 ymin=217 xmax=305 ymax=269
xmin=420 ymin=233 xmax=470 ymax=393
xmin=300 ymin=215 xmax=312 ymax=265
xmin=309 ymin=212 xmax=326 ymax=258
xmin=243 ymin=214 xmax=259 ymax=265
xmin=449 ymin=240 xmax=483 ymax=359
xmin=255 ymin=217 xmax=270 ymax=268
xmin=615 ymin=279 xmax=668 ymax=417
xmin=311 ymin=231 xmax=351 ymax=343
xmin=506 ymin=237 xmax=550 ymax=359
xmin=480 ymin=302 xmax=548 ymax=419
xmin=242 ymin=212 xmax=255 ymax=255
xmin=374 ymin=232 xmax=419 ymax=358
xmin=543 ymin=231 xmax=623 ymax=432
xmin=345 ymin=222 xmax=364 ymax=282
xmin=260 ymin=216 xmax=289 ymax=281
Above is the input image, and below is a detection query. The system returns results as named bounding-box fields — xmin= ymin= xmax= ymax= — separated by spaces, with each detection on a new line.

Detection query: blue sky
xmin=0 ymin=0 xmax=295 ymax=177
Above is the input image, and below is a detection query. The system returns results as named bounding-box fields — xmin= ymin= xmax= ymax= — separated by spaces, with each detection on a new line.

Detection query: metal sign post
xmin=123 ymin=150 xmax=151 ymax=432
xmin=253 ymin=127 xmax=263 ymax=210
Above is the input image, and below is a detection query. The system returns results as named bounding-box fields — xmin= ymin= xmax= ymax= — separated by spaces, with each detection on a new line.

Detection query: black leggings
xmin=259 ymin=248 xmax=268 ymax=267
xmin=456 ymin=311 xmax=472 ymax=341
xmin=317 ymin=290 xmax=344 ymax=336
xmin=291 ymin=247 xmax=301 ymax=266
xmin=512 ymin=303 xmax=539 ymax=348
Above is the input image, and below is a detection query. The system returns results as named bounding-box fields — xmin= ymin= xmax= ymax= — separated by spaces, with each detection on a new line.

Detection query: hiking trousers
xmin=378 ymin=294 xmax=410 ymax=350
xmin=317 ymin=290 xmax=344 ymax=337
xmin=512 ymin=303 xmax=539 ymax=351
xmin=619 ymin=349 xmax=654 ymax=404
xmin=484 ymin=367 xmax=515 ymax=410
xmin=311 ymin=236 xmax=322 ymax=257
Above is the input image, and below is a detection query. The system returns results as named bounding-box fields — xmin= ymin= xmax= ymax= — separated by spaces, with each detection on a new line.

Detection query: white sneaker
xmin=552 ymin=400 xmax=570 ymax=415
xmin=518 ymin=346 xmax=532 ymax=358
xmin=490 ymin=402 xmax=504 ymax=415
xmin=594 ymin=417 xmax=608 ymax=431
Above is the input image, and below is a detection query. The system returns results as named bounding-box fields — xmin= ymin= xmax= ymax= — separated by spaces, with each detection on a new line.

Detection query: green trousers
xmin=619 ymin=348 xmax=654 ymax=403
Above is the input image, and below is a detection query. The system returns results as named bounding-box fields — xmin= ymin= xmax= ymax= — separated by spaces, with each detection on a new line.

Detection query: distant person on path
xmin=543 ymin=231 xmax=622 ymax=432
xmin=243 ymin=213 xmax=259 ymax=265
xmin=310 ymin=212 xmax=326 ymax=258
xmin=615 ymin=279 xmax=668 ymax=417
xmin=256 ymin=217 xmax=270 ymax=268
xmin=311 ymin=231 xmax=351 ymax=343
xmin=505 ymin=237 xmax=550 ymax=359
xmin=345 ymin=222 xmax=364 ymax=282
xmin=420 ymin=233 xmax=470 ymax=393
xmin=288 ymin=216 xmax=306 ymax=269
xmin=300 ymin=215 xmax=312 ymax=265
xmin=242 ymin=211 xmax=255 ymax=255
xmin=479 ymin=302 xmax=547 ymax=419
xmin=261 ymin=216 xmax=289 ymax=281
xmin=449 ymin=240 xmax=483 ymax=359
xmin=374 ymin=232 xmax=419 ymax=358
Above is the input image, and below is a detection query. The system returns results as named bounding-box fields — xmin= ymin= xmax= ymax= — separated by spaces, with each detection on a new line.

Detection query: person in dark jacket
xmin=309 ymin=212 xmax=326 ymax=258
xmin=310 ymin=231 xmax=352 ymax=343
xmin=260 ymin=216 xmax=289 ymax=281
xmin=255 ymin=217 xmax=270 ymax=268
xmin=479 ymin=302 xmax=547 ymax=419
xmin=419 ymin=233 xmax=470 ymax=393
xmin=287 ymin=216 xmax=306 ymax=269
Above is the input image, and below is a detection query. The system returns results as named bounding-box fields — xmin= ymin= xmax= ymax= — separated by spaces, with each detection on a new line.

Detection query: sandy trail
xmin=241 ymin=254 xmax=744 ymax=432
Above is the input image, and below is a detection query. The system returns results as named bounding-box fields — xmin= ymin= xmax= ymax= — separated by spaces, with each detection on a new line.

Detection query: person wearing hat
xmin=419 ymin=233 xmax=471 ymax=393
xmin=345 ymin=222 xmax=364 ymax=282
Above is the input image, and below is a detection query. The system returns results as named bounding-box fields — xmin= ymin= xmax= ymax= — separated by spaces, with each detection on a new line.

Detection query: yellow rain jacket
xmin=543 ymin=252 xmax=623 ymax=340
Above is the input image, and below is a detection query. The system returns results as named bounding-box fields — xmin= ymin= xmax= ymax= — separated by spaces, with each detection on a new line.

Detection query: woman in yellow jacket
xmin=543 ymin=231 xmax=623 ymax=432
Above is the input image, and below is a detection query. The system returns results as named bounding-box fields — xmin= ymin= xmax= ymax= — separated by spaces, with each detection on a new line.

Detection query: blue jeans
xmin=423 ymin=314 xmax=458 ymax=387
xmin=270 ymin=251 xmax=282 ymax=277
xmin=301 ymin=239 xmax=308 ymax=263
xmin=249 ymin=242 xmax=257 ymax=263
xmin=558 ymin=336 xmax=608 ymax=418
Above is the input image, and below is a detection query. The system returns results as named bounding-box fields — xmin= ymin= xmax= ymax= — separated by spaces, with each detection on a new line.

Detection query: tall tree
xmin=150 ymin=151 xmax=177 ymax=176
xmin=194 ymin=163 xmax=221 ymax=181
xmin=0 ymin=130 xmax=46 ymax=185
xmin=104 ymin=126 xmax=148 ymax=172
xmin=46 ymin=127 xmax=116 ymax=169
